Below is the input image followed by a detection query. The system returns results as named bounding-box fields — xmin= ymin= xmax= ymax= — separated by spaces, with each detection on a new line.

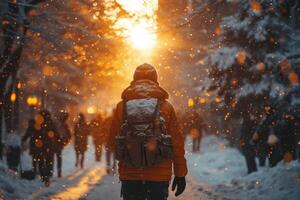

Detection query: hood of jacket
xmin=121 ymin=80 xmax=169 ymax=101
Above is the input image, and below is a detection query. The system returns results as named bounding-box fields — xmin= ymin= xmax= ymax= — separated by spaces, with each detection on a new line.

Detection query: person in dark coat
xmin=55 ymin=112 xmax=71 ymax=177
xmin=103 ymin=115 xmax=116 ymax=174
xmin=277 ymin=114 xmax=297 ymax=162
xmin=37 ymin=110 xmax=60 ymax=187
xmin=22 ymin=119 xmax=40 ymax=174
xmin=240 ymin=116 xmax=258 ymax=174
xmin=254 ymin=116 xmax=271 ymax=167
xmin=74 ymin=113 xmax=89 ymax=168
xmin=192 ymin=113 xmax=206 ymax=152
xmin=90 ymin=114 xmax=104 ymax=162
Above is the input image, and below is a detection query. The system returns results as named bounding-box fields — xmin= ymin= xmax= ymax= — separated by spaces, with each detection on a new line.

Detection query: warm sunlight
xmin=105 ymin=0 xmax=158 ymax=50
xmin=129 ymin=24 xmax=157 ymax=50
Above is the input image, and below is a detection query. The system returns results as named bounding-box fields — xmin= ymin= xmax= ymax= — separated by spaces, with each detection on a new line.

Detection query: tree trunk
xmin=290 ymin=0 xmax=300 ymax=29
xmin=0 ymin=94 xmax=3 ymax=160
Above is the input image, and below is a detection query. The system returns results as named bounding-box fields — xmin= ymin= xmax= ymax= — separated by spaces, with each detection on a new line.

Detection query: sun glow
xmin=129 ymin=24 xmax=156 ymax=50
xmin=105 ymin=0 xmax=158 ymax=50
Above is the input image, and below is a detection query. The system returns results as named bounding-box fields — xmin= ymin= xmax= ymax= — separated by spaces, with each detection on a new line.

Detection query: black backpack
xmin=115 ymin=98 xmax=173 ymax=168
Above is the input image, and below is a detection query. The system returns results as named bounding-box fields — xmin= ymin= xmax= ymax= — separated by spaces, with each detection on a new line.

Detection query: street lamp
xmin=188 ymin=98 xmax=195 ymax=107
xmin=27 ymin=96 xmax=38 ymax=106
xmin=87 ymin=106 xmax=97 ymax=114
xmin=10 ymin=92 xmax=17 ymax=103
xmin=27 ymin=96 xmax=38 ymax=117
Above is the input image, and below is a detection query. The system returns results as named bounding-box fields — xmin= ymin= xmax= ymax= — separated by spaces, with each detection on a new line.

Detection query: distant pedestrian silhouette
xmin=22 ymin=119 xmax=40 ymax=174
xmin=37 ymin=110 xmax=60 ymax=186
xmin=74 ymin=113 xmax=89 ymax=168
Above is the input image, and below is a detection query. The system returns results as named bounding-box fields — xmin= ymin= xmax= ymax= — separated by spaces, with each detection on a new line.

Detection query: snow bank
xmin=0 ymin=161 xmax=43 ymax=200
xmin=186 ymin=135 xmax=300 ymax=200
xmin=215 ymin=161 xmax=300 ymax=200
xmin=186 ymin=135 xmax=246 ymax=185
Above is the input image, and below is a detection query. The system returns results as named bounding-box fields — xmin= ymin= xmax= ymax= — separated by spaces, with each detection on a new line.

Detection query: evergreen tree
xmin=206 ymin=0 xmax=300 ymax=127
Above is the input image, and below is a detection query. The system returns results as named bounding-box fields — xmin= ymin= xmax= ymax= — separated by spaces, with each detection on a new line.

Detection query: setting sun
xmin=129 ymin=25 xmax=156 ymax=50
xmin=105 ymin=0 xmax=158 ymax=50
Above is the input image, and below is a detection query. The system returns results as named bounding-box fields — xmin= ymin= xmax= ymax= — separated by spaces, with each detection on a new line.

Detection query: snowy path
xmin=1 ymin=136 xmax=300 ymax=200
xmin=18 ymin=137 xmax=123 ymax=200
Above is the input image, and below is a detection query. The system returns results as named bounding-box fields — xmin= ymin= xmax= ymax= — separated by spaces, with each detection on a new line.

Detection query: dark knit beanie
xmin=133 ymin=63 xmax=158 ymax=83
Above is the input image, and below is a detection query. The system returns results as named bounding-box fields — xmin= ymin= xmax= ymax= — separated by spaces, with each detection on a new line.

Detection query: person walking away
xmin=277 ymin=114 xmax=297 ymax=162
xmin=22 ymin=119 xmax=40 ymax=174
xmin=90 ymin=114 xmax=104 ymax=162
xmin=103 ymin=114 xmax=116 ymax=174
xmin=55 ymin=111 xmax=71 ymax=177
xmin=74 ymin=113 xmax=89 ymax=168
xmin=240 ymin=116 xmax=258 ymax=174
xmin=255 ymin=114 xmax=282 ymax=167
xmin=38 ymin=110 xmax=60 ymax=186
xmin=107 ymin=63 xmax=188 ymax=200
xmin=191 ymin=112 xmax=206 ymax=152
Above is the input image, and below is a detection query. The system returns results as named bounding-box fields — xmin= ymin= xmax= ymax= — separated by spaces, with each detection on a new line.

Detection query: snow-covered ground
xmin=0 ymin=137 xmax=120 ymax=200
xmin=0 ymin=135 xmax=300 ymax=200
xmin=185 ymin=135 xmax=300 ymax=200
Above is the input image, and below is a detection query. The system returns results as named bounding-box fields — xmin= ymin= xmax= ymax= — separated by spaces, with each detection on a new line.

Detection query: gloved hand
xmin=172 ymin=176 xmax=186 ymax=196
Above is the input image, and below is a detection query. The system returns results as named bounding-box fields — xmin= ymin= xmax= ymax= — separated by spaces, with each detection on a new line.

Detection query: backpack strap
xmin=122 ymin=100 xmax=128 ymax=123
xmin=119 ymin=101 xmax=128 ymax=136
xmin=153 ymin=99 xmax=161 ymax=136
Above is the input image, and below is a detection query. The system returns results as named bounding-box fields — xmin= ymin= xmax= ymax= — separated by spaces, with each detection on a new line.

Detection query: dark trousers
xmin=192 ymin=136 xmax=202 ymax=152
xmin=121 ymin=180 xmax=169 ymax=200
xmin=75 ymin=151 xmax=85 ymax=168
xmin=39 ymin=153 xmax=54 ymax=182
xmin=54 ymin=150 xmax=62 ymax=176
xmin=6 ymin=146 xmax=21 ymax=171
xmin=245 ymin=155 xmax=257 ymax=174
xmin=242 ymin=146 xmax=257 ymax=174
xmin=32 ymin=154 xmax=39 ymax=174
xmin=269 ymin=145 xmax=282 ymax=167
xmin=106 ymin=150 xmax=116 ymax=173
xmin=258 ymin=155 xmax=265 ymax=167
xmin=256 ymin=143 xmax=269 ymax=167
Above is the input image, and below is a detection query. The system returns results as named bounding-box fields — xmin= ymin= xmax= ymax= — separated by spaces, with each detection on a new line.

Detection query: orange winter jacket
xmin=107 ymin=80 xmax=188 ymax=181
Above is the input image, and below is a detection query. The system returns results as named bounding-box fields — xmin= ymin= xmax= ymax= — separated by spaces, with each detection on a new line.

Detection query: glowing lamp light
xmin=199 ymin=98 xmax=206 ymax=104
xmin=188 ymin=98 xmax=195 ymax=107
xmin=17 ymin=82 xmax=22 ymax=89
xmin=87 ymin=106 xmax=97 ymax=114
xmin=27 ymin=96 xmax=38 ymax=106
xmin=215 ymin=97 xmax=222 ymax=103
xmin=10 ymin=92 xmax=17 ymax=102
